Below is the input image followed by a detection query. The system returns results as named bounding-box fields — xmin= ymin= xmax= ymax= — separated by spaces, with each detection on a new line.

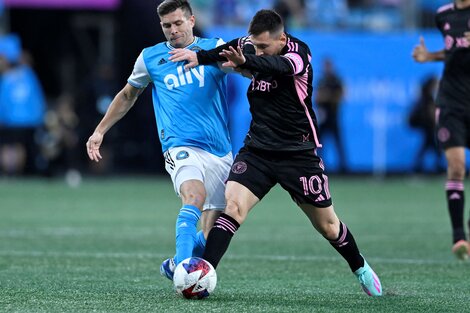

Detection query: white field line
xmin=0 ymin=228 xmax=156 ymax=237
xmin=0 ymin=250 xmax=457 ymax=265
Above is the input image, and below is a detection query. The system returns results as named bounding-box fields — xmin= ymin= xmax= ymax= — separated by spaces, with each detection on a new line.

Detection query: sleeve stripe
xmin=437 ymin=3 xmax=454 ymax=13
xmin=287 ymin=41 xmax=299 ymax=52
xmin=239 ymin=36 xmax=253 ymax=49
xmin=280 ymin=55 xmax=296 ymax=73
xmin=283 ymin=52 xmax=304 ymax=75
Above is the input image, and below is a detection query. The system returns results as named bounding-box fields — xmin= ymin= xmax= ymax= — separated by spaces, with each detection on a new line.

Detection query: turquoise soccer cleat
xmin=354 ymin=259 xmax=382 ymax=296
xmin=160 ymin=257 xmax=176 ymax=280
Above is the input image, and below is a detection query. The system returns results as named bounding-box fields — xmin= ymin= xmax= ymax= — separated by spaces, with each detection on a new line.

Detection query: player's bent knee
xmin=224 ymin=200 xmax=246 ymax=224
xmin=180 ymin=185 xmax=206 ymax=209
xmin=319 ymin=221 xmax=340 ymax=240
xmin=178 ymin=167 xmax=206 ymax=208
xmin=447 ymin=165 xmax=466 ymax=180
xmin=183 ymin=193 xmax=206 ymax=209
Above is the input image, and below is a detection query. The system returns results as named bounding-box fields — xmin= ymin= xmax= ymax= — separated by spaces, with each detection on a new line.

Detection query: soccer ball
xmin=173 ymin=257 xmax=217 ymax=299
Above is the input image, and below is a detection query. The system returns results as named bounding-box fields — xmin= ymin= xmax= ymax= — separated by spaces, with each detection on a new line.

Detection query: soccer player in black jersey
xmin=170 ymin=9 xmax=382 ymax=296
xmin=412 ymin=0 xmax=470 ymax=260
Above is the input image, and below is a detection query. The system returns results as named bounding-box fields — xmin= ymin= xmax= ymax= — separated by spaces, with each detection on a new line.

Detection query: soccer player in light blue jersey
xmin=86 ymin=0 xmax=234 ymax=280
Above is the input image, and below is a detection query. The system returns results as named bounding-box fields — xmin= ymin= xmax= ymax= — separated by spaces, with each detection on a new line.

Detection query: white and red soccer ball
xmin=173 ymin=257 xmax=217 ymax=299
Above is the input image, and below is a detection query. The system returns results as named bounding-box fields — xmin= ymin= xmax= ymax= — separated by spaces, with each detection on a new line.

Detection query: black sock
xmin=446 ymin=180 xmax=465 ymax=243
xmin=328 ymin=222 xmax=364 ymax=272
xmin=202 ymin=213 xmax=240 ymax=269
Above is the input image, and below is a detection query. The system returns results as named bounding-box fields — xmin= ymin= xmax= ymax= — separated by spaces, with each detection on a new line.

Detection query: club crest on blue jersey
xmin=176 ymin=151 xmax=190 ymax=160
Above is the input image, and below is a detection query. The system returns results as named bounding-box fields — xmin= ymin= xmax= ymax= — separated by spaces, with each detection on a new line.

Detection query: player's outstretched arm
xmin=220 ymin=46 xmax=246 ymax=68
xmin=465 ymin=31 xmax=470 ymax=43
xmin=412 ymin=36 xmax=445 ymax=63
xmin=168 ymin=49 xmax=199 ymax=70
xmin=86 ymin=83 xmax=143 ymax=162
xmin=169 ymin=38 xmax=250 ymax=71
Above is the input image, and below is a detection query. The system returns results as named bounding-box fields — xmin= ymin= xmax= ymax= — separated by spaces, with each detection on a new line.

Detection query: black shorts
xmin=228 ymin=146 xmax=333 ymax=208
xmin=436 ymin=107 xmax=470 ymax=149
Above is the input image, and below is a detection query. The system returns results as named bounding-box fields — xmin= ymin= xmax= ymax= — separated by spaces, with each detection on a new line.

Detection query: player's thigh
xmin=445 ymin=147 xmax=466 ymax=164
xmin=226 ymin=147 xmax=275 ymax=222
xmin=276 ymin=149 xmax=333 ymax=208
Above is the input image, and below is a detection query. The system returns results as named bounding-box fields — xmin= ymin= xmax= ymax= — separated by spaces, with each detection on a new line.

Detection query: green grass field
xmin=0 ymin=176 xmax=469 ymax=312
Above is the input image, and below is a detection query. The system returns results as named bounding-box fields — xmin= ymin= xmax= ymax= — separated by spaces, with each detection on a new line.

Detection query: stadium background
xmin=2 ymin=1 xmax=470 ymax=311
xmin=0 ymin=0 xmax=466 ymax=177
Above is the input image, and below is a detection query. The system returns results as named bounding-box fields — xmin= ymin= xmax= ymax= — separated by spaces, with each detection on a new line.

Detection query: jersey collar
xmin=166 ymin=36 xmax=200 ymax=50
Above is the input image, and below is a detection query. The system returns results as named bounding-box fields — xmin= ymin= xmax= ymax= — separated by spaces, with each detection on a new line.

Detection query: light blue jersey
xmin=128 ymin=37 xmax=231 ymax=157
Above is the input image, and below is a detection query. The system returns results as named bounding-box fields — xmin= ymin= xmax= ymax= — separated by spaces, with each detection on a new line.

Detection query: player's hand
xmin=168 ymin=49 xmax=198 ymax=70
xmin=412 ymin=36 xmax=429 ymax=63
xmin=464 ymin=32 xmax=470 ymax=44
xmin=220 ymin=46 xmax=246 ymax=68
xmin=86 ymin=132 xmax=103 ymax=162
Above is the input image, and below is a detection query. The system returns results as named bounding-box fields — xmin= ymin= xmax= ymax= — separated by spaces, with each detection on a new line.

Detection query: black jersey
xmin=197 ymin=34 xmax=321 ymax=152
xmin=435 ymin=3 xmax=470 ymax=109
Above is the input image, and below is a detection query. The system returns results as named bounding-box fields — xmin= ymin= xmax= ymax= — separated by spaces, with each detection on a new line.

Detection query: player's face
xmin=160 ymin=8 xmax=195 ymax=48
xmin=456 ymin=0 xmax=470 ymax=8
xmin=250 ymin=31 xmax=287 ymax=56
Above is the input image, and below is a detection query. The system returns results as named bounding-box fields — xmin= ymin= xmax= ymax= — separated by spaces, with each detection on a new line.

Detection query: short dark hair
xmin=157 ymin=0 xmax=193 ymax=18
xmin=248 ymin=9 xmax=284 ymax=36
